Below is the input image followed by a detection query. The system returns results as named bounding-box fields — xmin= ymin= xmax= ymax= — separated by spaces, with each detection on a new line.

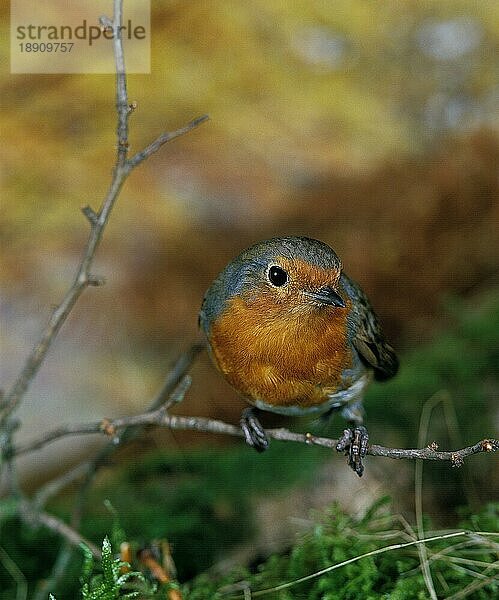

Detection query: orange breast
xmin=209 ymin=295 xmax=352 ymax=410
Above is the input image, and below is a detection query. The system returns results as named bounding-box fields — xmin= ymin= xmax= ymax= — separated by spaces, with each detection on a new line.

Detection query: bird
xmin=199 ymin=236 xmax=398 ymax=476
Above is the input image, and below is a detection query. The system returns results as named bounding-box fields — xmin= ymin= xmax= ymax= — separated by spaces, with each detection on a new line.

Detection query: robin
xmin=199 ymin=237 xmax=398 ymax=476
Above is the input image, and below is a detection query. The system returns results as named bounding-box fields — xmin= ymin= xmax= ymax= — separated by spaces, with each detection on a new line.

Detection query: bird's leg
xmin=240 ymin=407 xmax=269 ymax=452
xmin=336 ymin=425 xmax=369 ymax=476
xmin=336 ymin=401 xmax=369 ymax=477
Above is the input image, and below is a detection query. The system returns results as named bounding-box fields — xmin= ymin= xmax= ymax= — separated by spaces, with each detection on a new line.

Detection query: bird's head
xmin=201 ymin=237 xmax=347 ymax=331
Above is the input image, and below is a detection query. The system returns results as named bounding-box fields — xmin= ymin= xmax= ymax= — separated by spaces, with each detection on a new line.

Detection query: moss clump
xmin=185 ymin=499 xmax=499 ymax=599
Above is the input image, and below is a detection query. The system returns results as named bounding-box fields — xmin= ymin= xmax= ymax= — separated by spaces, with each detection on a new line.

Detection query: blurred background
xmin=1 ymin=0 xmax=498 ymax=594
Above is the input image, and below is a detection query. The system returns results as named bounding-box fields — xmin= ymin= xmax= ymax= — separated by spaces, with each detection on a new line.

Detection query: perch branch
xmin=12 ymin=411 xmax=498 ymax=466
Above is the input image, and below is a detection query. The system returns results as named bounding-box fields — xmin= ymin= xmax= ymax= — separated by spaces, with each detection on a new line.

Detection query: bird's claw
xmin=336 ymin=425 xmax=369 ymax=477
xmin=241 ymin=408 xmax=269 ymax=452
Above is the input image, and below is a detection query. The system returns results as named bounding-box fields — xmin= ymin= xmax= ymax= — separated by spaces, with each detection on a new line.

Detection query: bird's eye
xmin=268 ymin=265 xmax=289 ymax=287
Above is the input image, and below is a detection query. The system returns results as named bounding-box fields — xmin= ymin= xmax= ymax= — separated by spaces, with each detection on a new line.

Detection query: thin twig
xmin=0 ymin=545 xmax=27 ymax=600
xmin=109 ymin=0 xmax=129 ymax=167
xmin=149 ymin=342 xmax=205 ymax=411
xmin=12 ymin=411 xmax=499 ymax=465
xmin=415 ymin=392 xmax=442 ymax=600
xmin=128 ymin=115 xmax=210 ymax=168
xmin=33 ymin=461 xmax=92 ymax=510
xmin=19 ymin=500 xmax=100 ymax=559
xmin=444 ymin=564 xmax=499 ymax=600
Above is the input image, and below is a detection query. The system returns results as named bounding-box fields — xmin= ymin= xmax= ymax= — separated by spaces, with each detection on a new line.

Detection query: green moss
xmin=185 ymin=500 xmax=499 ymax=599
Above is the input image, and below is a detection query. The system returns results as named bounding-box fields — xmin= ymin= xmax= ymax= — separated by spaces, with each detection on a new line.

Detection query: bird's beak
xmin=306 ymin=286 xmax=346 ymax=308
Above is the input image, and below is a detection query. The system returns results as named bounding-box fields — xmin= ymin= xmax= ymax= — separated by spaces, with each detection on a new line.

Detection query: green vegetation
xmin=44 ymin=500 xmax=499 ymax=599
xmin=75 ymin=538 xmax=154 ymax=600
xmin=185 ymin=499 xmax=499 ymax=599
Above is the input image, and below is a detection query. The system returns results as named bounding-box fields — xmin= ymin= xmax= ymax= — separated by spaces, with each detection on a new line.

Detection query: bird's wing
xmin=340 ymin=273 xmax=399 ymax=381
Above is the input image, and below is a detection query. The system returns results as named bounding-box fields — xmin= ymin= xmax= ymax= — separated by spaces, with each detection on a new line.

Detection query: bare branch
xmin=107 ymin=0 xmax=129 ymax=166
xmin=0 ymin=5 xmax=208 ymax=426
xmin=12 ymin=410 xmax=499 ymax=466
xmin=1 ymin=0 xmax=209 ymax=589
xmin=149 ymin=341 xmax=205 ymax=411
xmin=127 ymin=114 xmax=210 ymax=168
xmin=19 ymin=499 xmax=101 ymax=559
xmin=33 ymin=462 xmax=92 ymax=510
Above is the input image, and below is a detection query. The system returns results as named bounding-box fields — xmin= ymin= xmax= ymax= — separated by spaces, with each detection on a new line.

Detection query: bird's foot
xmin=336 ymin=425 xmax=369 ymax=477
xmin=240 ymin=408 xmax=269 ymax=452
